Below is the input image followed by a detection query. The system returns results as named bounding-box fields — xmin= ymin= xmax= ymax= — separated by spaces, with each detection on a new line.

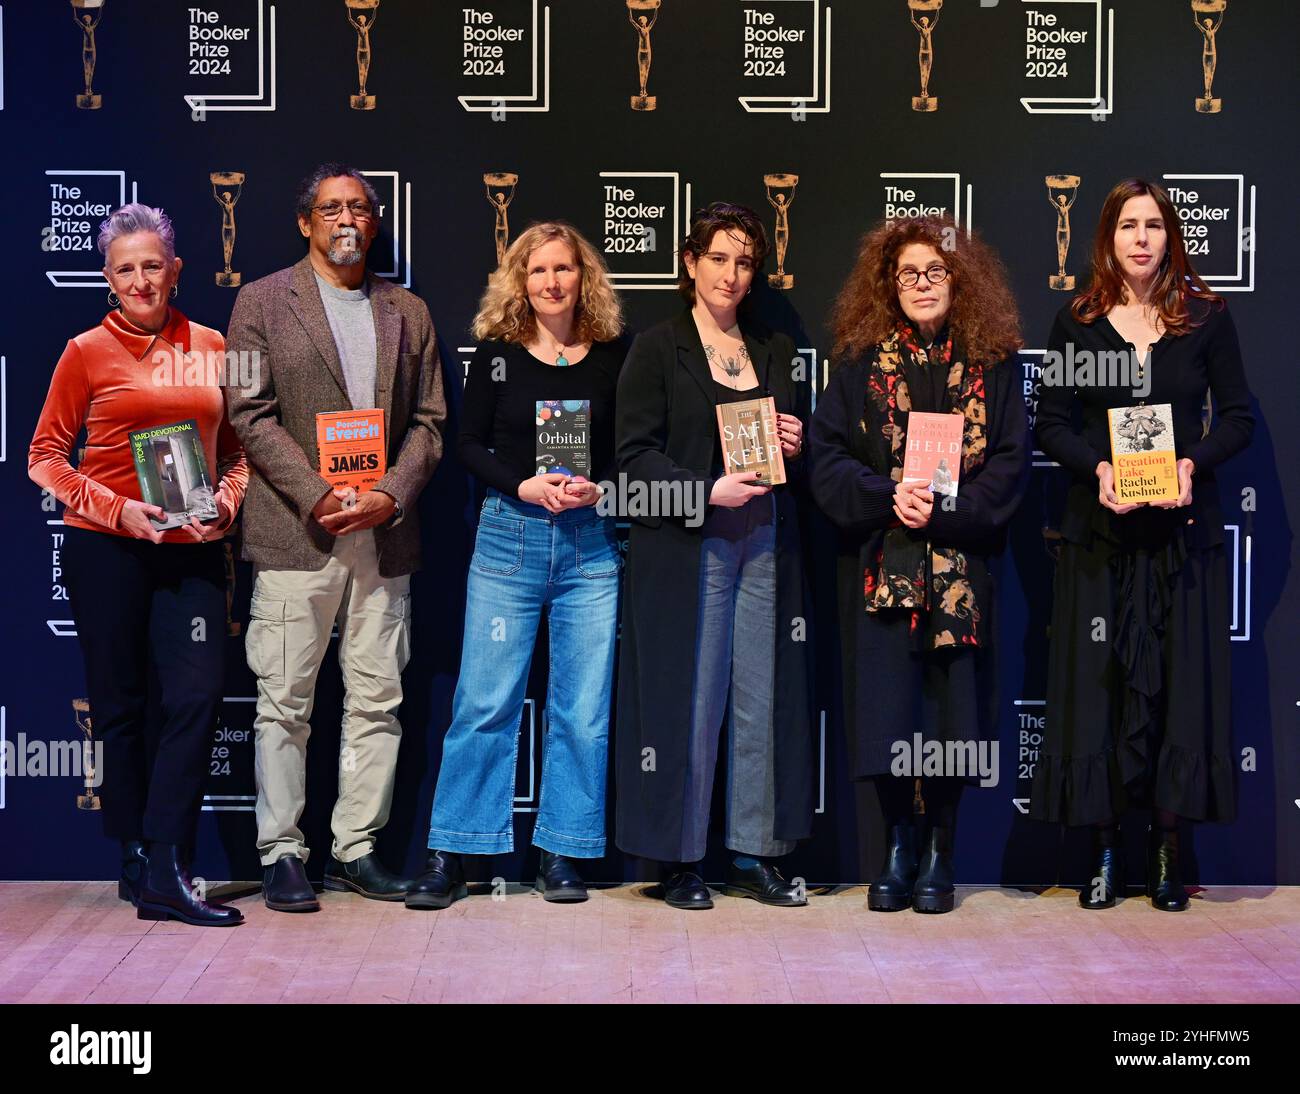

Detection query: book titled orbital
xmin=535 ymin=400 xmax=591 ymax=478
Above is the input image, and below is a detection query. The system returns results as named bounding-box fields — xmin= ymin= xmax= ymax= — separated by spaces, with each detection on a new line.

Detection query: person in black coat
xmin=809 ymin=217 xmax=1028 ymax=914
xmin=614 ymin=202 xmax=814 ymax=909
xmin=1029 ymin=179 xmax=1254 ymax=912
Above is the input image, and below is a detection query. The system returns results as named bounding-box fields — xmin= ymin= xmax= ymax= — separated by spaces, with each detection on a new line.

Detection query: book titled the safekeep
xmin=316 ymin=409 xmax=386 ymax=493
xmin=128 ymin=419 xmax=220 ymax=530
xmin=715 ymin=396 xmax=786 ymax=486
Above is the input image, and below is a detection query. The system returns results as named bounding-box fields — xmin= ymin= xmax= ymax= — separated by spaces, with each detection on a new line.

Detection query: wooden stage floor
xmin=2 ymin=883 xmax=1298 ymax=1004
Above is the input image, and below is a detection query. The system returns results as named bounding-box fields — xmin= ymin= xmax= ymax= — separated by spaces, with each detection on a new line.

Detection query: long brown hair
xmin=830 ymin=217 xmax=1022 ymax=366
xmin=1072 ymin=178 xmax=1220 ymax=335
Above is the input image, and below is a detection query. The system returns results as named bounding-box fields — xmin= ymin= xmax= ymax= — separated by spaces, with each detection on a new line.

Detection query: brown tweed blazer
xmin=224 ymin=255 xmax=446 ymax=576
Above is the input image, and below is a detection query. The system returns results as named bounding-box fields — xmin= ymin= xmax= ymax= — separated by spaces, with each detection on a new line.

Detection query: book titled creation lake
xmin=316 ymin=409 xmax=387 ymax=493
xmin=128 ymin=419 xmax=220 ymax=530
xmin=1107 ymin=402 xmax=1179 ymax=504
xmin=536 ymin=400 xmax=591 ymax=477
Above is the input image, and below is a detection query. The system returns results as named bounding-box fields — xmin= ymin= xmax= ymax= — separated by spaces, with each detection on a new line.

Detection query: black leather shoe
xmin=137 ymin=843 xmax=244 ymax=927
xmin=118 ymin=839 xmax=147 ymax=905
xmin=263 ymin=854 xmax=320 ymax=912
xmin=868 ymin=823 xmax=919 ymax=912
xmin=1080 ymin=825 xmax=1123 ymax=909
xmin=912 ymin=826 xmax=956 ymax=914
xmin=724 ymin=859 xmax=807 ymax=907
xmin=323 ymin=852 xmax=410 ymax=901
xmin=1147 ymin=827 xmax=1190 ymax=912
xmin=660 ymin=867 xmax=714 ymax=910
xmin=535 ymin=850 xmax=588 ymax=903
xmin=405 ymin=850 xmax=468 ymax=910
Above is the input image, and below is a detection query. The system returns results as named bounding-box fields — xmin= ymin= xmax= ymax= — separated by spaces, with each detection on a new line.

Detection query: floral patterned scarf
xmin=862 ymin=323 xmax=989 ymax=650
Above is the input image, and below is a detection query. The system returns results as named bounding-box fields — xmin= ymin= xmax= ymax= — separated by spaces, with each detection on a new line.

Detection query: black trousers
xmin=63 ymin=527 xmax=226 ymax=845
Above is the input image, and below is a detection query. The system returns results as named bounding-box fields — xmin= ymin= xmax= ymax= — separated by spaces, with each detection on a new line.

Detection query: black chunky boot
xmin=118 ymin=840 xmax=147 ymax=904
xmin=867 ymin=824 xmax=919 ymax=912
xmin=1147 ymin=827 xmax=1190 ymax=912
xmin=137 ymin=844 xmax=244 ymax=926
xmin=1079 ymin=824 xmax=1123 ymax=909
xmin=912 ymin=826 xmax=956 ymax=914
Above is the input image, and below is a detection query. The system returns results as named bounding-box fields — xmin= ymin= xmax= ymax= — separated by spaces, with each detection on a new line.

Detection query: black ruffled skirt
xmin=1030 ymin=517 xmax=1237 ymax=826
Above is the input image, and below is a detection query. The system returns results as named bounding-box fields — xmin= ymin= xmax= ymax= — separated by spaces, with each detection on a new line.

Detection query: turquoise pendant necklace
xmin=555 ymin=348 xmax=570 ymax=367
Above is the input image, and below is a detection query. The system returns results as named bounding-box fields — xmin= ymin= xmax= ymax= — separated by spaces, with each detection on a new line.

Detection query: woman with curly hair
xmin=406 ymin=222 xmax=627 ymax=911
xmin=1030 ymin=179 xmax=1253 ymax=911
xmin=809 ymin=217 xmax=1028 ymax=914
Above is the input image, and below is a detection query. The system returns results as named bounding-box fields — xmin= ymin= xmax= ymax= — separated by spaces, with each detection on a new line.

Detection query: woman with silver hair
xmin=29 ymin=203 xmax=249 ymax=926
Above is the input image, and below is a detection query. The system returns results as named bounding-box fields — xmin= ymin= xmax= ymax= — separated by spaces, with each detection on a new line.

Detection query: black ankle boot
xmin=868 ymin=824 xmax=919 ymax=912
xmin=1080 ymin=824 xmax=1123 ymax=909
xmin=535 ymin=850 xmax=588 ymax=903
xmin=405 ymin=850 xmax=468 ymax=910
xmin=118 ymin=840 xmax=147 ymax=904
xmin=912 ymin=826 xmax=955 ymax=914
xmin=1147 ymin=827 xmax=1190 ymax=912
xmin=137 ymin=844 xmax=244 ymax=926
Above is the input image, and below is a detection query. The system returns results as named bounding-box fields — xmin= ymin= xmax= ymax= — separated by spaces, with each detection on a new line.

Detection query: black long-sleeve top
xmin=457 ymin=337 xmax=628 ymax=496
xmin=1035 ymin=299 xmax=1253 ymax=548
xmin=809 ymin=351 xmax=1030 ymax=557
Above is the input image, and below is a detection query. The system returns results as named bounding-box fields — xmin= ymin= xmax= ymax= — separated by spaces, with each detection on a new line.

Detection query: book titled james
xmin=715 ymin=396 xmax=786 ymax=486
xmin=902 ymin=411 xmax=964 ymax=497
xmin=128 ymin=419 xmax=220 ymax=529
xmin=1107 ymin=403 xmax=1179 ymax=504
xmin=316 ymin=409 xmax=386 ymax=493
xmin=535 ymin=400 xmax=591 ymax=477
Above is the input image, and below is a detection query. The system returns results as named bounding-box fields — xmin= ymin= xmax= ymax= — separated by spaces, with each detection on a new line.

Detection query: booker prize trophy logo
xmin=484 ymin=172 xmax=518 ymax=266
xmin=908 ymin=0 xmax=941 ymax=112
xmin=211 ymin=171 xmax=244 ymax=287
xmin=1192 ymin=0 xmax=1226 ymax=113
xmin=1045 ymin=174 xmax=1080 ymax=291
xmin=627 ymin=0 xmax=660 ymax=110
xmin=763 ymin=173 xmax=797 ymax=290
xmin=71 ymin=0 xmax=106 ymax=110
xmin=347 ymin=0 xmax=379 ymax=110
xmin=72 ymin=698 xmax=100 ymax=811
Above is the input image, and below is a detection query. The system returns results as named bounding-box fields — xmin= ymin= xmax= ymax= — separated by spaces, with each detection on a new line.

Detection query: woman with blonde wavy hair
xmin=809 ymin=216 xmax=1028 ymax=915
xmin=407 ymin=222 xmax=629 ymax=911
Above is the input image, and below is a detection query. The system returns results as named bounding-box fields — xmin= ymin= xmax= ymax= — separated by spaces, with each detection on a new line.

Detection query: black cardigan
xmin=1036 ymin=299 xmax=1254 ymax=549
xmin=809 ymin=351 xmax=1030 ymax=559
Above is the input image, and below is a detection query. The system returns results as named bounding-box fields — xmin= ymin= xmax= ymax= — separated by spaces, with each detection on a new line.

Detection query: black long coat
xmin=613 ymin=310 xmax=815 ymax=862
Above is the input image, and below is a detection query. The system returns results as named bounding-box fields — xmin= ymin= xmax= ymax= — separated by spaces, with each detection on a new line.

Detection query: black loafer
xmin=535 ymin=850 xmax=588 ymax=903
xmin=263 ymin=854 xmax=320 ymax=912
xmin=661 ymin=869 xmax=714 ymax=910
xmin=118 ymin=839 xmax=147 ymax=905
xmin=724 ymin=860 xmax=807 ymax=907
xmin=323 ymin=852 xmax=411 ymax=901
xmin=405 ymin=850 xmax=468 ymax=911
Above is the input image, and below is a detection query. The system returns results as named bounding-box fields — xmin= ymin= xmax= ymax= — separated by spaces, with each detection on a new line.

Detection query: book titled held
xmin=536 ymin=400 xmax=591 ymax=477
xmin=316 ymin=409 xmax=387 ymax=494
xmin=128 ymin=419 xmax=220 ymax=529
xmin=1107 ymin=403 xmax=1179 ymax=504
xmin=902 ymin=411 xmax=963 ymax=496
xmin=715 ymin=396 xmax=786 ymax=486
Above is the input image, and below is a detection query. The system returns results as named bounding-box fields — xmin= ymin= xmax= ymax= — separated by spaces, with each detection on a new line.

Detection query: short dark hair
xmin=678 ymin=202 xmax=770 ymax=304
xmin=294 ymin=162 xmax=381 ymax=221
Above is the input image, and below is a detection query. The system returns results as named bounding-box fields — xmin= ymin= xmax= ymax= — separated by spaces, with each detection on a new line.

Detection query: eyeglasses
xmin=896 ymin=264 xmax=951 ymax=289
xmin=311 ymin=200 xmax=375 ymax=221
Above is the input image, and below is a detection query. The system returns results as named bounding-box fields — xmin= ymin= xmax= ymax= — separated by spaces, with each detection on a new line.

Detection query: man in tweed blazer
xmin=225 ymin=163 xmax=446 ymax=912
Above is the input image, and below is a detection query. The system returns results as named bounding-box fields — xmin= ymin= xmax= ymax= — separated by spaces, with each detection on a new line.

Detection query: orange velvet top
xmin=29 ymin=309 xmax=249 ymax=542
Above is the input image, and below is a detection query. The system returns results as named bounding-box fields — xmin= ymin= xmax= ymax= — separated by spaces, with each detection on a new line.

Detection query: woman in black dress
xmin=1030 ymin=178 xmax=1254 ymax=911
xmin=614 ymin=202 xmax=813 ymax=909
xmin=809 ymin=217 xmax=1028 ymax=913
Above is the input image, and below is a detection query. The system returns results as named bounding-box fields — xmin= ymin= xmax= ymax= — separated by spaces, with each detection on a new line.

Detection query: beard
xmin=328 ymin=227 xmax=364 ymax=266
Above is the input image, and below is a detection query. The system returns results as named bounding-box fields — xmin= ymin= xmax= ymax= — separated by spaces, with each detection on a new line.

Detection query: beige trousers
xmin=245 ymin=528 xmax=411 ymax=866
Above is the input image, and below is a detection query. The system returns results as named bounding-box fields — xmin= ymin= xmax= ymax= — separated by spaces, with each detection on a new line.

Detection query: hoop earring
xmin=107 ymin=289 xmax=120 ymax=307
xmin=170 ymin=282 xmax=179 ymax=299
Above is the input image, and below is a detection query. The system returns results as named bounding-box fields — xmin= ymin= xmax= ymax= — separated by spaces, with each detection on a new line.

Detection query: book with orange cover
xmin=715 ymin=396 xmax=786 ymax=486
xmin=1107 ymin=403 xmax=1178 ymax=504
xmin=902 ymin=411 xmax=963 ymax=497
xmin=316 ymin=409 xmax=386 ymax=494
